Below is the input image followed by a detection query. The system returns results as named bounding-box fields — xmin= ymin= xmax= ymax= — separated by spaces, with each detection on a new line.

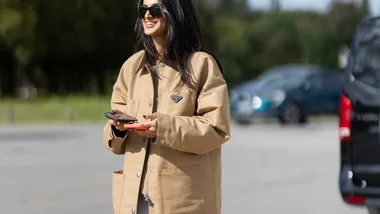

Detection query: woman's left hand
xmin=133 ymin=113 xmax=158 ymax=138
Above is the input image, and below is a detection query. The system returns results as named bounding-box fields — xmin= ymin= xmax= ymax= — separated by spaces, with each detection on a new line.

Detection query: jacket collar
xmin=136 ymin=52 xmax=177 ymax=73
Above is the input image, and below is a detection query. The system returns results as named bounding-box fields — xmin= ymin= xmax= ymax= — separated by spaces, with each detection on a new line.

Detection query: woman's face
xmin=140 ymin=0 xmax=168 ymax=40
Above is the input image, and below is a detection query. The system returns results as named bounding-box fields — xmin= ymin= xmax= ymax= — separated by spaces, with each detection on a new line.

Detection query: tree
xmin=0 ymin=0 xmax=38 ymax=96
xmin=218 ymin=0 xmax=250 ymax=16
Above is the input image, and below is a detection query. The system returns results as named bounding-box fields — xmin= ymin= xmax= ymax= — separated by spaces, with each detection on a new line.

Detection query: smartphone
xmin=104 ymin=112 xmax=138 ymax=123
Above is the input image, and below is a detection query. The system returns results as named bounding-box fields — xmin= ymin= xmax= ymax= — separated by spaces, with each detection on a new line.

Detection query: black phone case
xmin=104 ymin=112 xmax=138 ymax=122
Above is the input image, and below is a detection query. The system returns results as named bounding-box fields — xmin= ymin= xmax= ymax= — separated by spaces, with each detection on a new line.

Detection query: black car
xmin=339 ymin=16 xmax=380 ymax=214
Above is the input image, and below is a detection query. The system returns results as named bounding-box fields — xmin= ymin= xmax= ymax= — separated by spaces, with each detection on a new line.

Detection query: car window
xmin=349 ymin=18 xmax=380 ymax=88
xmin=254 ymin=73 xmax=285 ymax=88
xmin=255 ymin=71 xmax=285 ymax=84
xmin=262 ymin=74 xmax=307 ymax=89
xmin=256 ymin=68 xmax=311 ymax=88
xmin=283 ymin=76 xmax=307 ymax=88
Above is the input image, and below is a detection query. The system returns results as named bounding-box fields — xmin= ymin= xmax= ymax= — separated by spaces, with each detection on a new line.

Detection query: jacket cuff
xmin=111 ymin=125 xmax=128 ymax=139
xmin=104 ymin=123 xmax=129 ymax=154
xmin=154 ymin=113 xmax=172 ymax=146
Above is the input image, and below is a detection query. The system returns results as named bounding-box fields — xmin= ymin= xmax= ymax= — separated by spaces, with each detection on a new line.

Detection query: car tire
xmin=279 ymin=101 xmax=307 ymax=125
xmin=368 ymin=207 xmax=380 ymax=214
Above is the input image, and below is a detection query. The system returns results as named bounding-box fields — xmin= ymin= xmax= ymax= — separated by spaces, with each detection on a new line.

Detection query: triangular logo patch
xmin=170 ymin=95 xmax=183 ymax=103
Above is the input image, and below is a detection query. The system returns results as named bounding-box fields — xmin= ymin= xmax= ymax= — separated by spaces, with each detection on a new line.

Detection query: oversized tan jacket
xmin=103 ymin=50 xmax=231 ymax=214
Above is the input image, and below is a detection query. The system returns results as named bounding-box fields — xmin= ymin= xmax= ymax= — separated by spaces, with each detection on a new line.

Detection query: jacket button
xmin=160 ymin=139 xmax=166 ymax=145
xmin=149 ymin=101 xmax=153 ymax=106
xmin=131 ymin=208 xmax=136 ymax=214
xmin=136 ymin=172 xmax=141 ymax=178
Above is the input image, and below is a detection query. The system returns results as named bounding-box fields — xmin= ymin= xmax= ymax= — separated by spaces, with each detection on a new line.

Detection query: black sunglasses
xmin=138 ymin=4 xmax=163 ymax=19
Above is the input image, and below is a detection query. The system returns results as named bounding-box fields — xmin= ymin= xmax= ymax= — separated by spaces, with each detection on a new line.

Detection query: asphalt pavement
xmin=0 ymin=120 xmax=367 ymax=214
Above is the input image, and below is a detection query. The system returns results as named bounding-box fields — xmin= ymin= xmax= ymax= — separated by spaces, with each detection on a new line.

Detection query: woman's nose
xmin=144 ymin=10 xmax=151 ymax=18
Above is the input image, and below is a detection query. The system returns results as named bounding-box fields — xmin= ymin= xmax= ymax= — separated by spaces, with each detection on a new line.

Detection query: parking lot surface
xmin=0 ymin=121 xmax=366 ymax=214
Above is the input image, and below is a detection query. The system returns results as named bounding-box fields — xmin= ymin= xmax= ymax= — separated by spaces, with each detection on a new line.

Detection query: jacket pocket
xmin=112 ymin=170 xmax=124 ymax=214
xmin=159 ymin=165 xmax=204 ymax=214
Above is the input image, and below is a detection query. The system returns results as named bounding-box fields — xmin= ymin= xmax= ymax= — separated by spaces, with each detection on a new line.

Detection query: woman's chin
xmin=144 ymin=28 xmax=158 ymax=36
xmin=144 ymin=27 xmax=166 ymax=38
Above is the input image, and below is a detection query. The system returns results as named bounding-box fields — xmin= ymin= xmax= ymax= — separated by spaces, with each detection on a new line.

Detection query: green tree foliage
xmin=0 ymin=0 xmax=368 ymax=96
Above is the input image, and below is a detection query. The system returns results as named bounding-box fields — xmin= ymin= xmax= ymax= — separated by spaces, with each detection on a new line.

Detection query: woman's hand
xmin=108 ymin=119 xmax=127 ymax=132
xmin=133 ymin=113 xmax=158 ymax=138
xmin=108 ymin=109 xmax=127 ymax=131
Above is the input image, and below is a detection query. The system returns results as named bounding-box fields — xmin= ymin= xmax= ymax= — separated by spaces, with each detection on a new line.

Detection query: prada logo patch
xmin=170 ymin=95 xmax=183 ymax=103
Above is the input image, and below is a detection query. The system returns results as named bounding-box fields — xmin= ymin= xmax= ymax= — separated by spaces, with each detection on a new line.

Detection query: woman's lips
xmin=145 ymin=20 xmax=157 ymax=28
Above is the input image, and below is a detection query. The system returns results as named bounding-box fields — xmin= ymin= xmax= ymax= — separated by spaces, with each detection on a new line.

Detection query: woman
xmin=103 ymin=0 xmax=231 ymax=213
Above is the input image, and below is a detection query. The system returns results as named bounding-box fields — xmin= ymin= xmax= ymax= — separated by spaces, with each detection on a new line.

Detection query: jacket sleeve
xmin=103 ymin=123 xmax=129 ymax=155
xmin=154 ymin=54 xmax=231 ymax=155
xmin=102 ymin=63 xmax=130 ymax=155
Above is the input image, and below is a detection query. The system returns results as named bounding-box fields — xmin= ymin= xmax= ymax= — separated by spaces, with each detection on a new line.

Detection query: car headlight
xmin=252 ymin=96 xmax=262 ymax=109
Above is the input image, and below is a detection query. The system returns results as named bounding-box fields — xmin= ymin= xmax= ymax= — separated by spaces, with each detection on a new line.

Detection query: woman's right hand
xmin=108 ymin=119 xmax=127 ymax=132
xmin=108 ymin=109 xmax=127 ymax=131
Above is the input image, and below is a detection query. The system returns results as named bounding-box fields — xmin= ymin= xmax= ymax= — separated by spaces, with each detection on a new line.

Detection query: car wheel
xmin=279 ymin=101 xmax=306 ymax=124
xmin=368 ymin=207 xmax=380 ymax=214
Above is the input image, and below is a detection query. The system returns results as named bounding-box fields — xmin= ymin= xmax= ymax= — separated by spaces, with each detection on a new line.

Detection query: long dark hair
xmin=134 ymin=0 xmax=223 ymax=89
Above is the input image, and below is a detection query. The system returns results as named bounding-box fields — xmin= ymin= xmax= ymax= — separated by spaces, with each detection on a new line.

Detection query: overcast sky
xmin=247 ymin=0 xmax=380 ymax=14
